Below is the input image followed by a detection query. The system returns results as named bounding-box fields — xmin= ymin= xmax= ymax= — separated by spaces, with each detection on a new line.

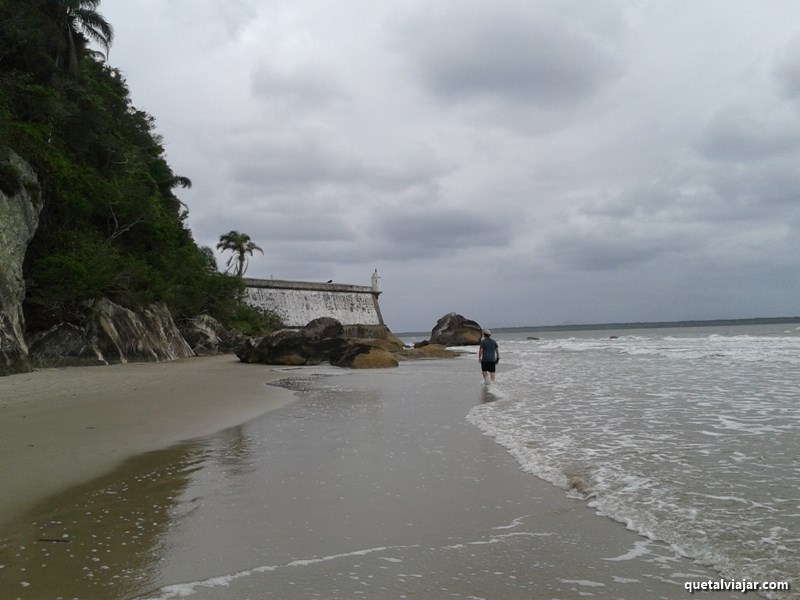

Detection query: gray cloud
xmin=696 ymin=107 xmax=800 ymax=163
xmin=774 ymin=35 xmax=800 ymax=100
xmin=251 ymin=62 xmax=343 ymax=109
xmin=101 ymin=0 xmax=800 ymax=330
xmin=373 ymin=207 xmax=512 ymax=258
xmin=391 ymin=2 xmax=625 ymax=107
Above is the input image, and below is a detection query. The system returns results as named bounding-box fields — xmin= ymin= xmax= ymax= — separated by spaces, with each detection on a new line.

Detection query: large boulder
xmin=0 ymin=151 xmax=43 ymax=375
xmin=429 ymin=312 xmax=482 ymax=346
xmin=27 ymin=298 xmax=194 ymax=367
xmin=329 ymin=343 xmax=399 ymax=369
xmin=395 ymin=343 xmax=458 ymax=360
xmin=234 ymin=336 xmax=264 ymax=363
xmin=302 ymin=316 xmax=345 ymax=341
xmin=348 ymin=336 xmax=404 ymax=353
xmin=235 ymin=319 xmax=349 ymax=366
xmin=234 ymin=317 xmax=406 ymax=368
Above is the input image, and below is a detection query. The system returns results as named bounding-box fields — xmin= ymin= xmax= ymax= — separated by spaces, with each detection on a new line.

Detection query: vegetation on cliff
xmin=0 ymin=0 xmax=278 ymax=335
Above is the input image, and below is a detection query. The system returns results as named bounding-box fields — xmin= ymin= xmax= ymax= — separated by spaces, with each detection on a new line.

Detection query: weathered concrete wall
xmin=242 ymin=278 xmax=384 ymax=328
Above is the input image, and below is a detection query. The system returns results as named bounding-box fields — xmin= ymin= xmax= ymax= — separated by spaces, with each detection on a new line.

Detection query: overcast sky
xmin=100 ymin=0 xmax=800 ymax=332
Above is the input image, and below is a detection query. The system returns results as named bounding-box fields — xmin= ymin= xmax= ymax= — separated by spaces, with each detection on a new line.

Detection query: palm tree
xmin=216 ymin=231 xmax=263 ymax=277
xmin=44 ymin=0 xmax=114 ymax=72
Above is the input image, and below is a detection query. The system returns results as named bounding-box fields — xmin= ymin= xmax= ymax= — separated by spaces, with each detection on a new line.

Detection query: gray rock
xmin=28 ymin=298 xmax=194 ymax=367
xmin=329 ymin=343 xmax=399 ymax=369
xmin=27 ymin=323 xmax=104 ymax=367
xmin=0 ymin=151 xmax=43 ymax=375
xmin=234 ymin=336 xmax=264 ymax=363
xmin=302 ymin=317 xmax=345 ymax=341
xmin=235 ymin=317 xmax=406 ymax=369
xmin=235 ymin=324 xmax=349 ymax=366
xmin=179 ymin=314 xmax=244 ymax=355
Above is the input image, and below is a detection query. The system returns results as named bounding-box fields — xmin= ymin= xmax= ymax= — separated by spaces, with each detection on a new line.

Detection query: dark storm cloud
xmin=392 ymin=3 xmax=624 ymax=107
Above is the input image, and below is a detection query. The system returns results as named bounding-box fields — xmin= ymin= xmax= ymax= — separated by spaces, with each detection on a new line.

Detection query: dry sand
xmin=0 ymin=355 xmax=294 ymax=530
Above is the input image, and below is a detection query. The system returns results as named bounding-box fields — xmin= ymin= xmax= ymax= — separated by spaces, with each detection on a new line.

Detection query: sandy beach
xmin=0 ymin=355 xmax=751 ymax=599
xmin=0 ymin=355 xmax=294 ymax=530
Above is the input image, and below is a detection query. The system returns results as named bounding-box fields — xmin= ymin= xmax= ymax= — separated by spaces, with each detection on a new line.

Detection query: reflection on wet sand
xmin=0 ymin=425 xmax=256 ymax=600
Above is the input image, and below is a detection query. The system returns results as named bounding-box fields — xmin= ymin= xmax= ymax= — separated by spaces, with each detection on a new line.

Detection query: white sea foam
xmin=134 ymin=545 xmax=415 ymax=600
xmin=468 ymin=325 xmax=800 ymax=597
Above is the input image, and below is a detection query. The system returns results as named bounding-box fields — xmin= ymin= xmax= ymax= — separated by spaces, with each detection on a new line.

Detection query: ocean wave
xmin=466 ymin=328 xmax=800 ymax=596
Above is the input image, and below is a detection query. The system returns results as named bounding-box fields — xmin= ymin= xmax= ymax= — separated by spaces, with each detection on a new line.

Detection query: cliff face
xmin=0 ymin=151 xmax=196 ymax=375
xmin=0 ymin=151 xmax=42 ymax=375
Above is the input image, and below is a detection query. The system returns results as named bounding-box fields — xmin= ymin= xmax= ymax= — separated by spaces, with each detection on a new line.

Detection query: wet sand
xmin=0 ymin=356 xmax=753 ymax=599
xmin=0 ymin=355 xmax=294 ymax=530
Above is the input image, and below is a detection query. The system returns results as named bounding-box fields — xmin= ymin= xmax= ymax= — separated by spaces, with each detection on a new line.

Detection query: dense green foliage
xmin=0 ymin=0 xmax=280 ymax=334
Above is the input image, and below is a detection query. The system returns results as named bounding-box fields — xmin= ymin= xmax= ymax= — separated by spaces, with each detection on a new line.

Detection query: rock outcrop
xmin=329 ymin=343 xmax=399 ymax=369
xmin=429 ymin=312 xmax=482 ymax=346
xmin=395 ymin=343 xmax=458 ymax=360
xmin=0 ymin=151 xmax=43 ymax=375
xmin=28 ymin=298 xmax=194 ymax=367
xmin=235 ymin=318 xmax=350 ymax=366
xmin=179 ymin=314 xmax=243 ymax=356
xmin=236 ymin=318 xmax=411 ymax=369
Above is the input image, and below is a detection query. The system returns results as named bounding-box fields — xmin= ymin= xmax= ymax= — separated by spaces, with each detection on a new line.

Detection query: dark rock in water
xmin=329 ymin=343 xmax=399 ymax=369
xmin=27 ymin=298 xmax=194 ymax=367
xmin=429 ymin=312 xmax=482 ymax=346
xmin=526 ymin=336 xmax=540 ymax=340
xmin=350 ymin=336 xmax=404 ymax=353
xmin=395 ymin=344 xmax=458 ymax=360
xmin=413 ymin=340 xmax=430 ymax=348
xmin=609 ymin=335 xmax=619 ymax=339
xmin=0 ymin=151 xmax=43 ymax=375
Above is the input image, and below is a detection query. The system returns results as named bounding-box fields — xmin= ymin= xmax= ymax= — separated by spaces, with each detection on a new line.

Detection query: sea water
xmin=467 ymin=323 xmax=800 ymax=595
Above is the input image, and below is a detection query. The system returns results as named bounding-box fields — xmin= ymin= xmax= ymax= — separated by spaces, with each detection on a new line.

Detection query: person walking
xmin=478 ymin=329 xmax=499 ymax=384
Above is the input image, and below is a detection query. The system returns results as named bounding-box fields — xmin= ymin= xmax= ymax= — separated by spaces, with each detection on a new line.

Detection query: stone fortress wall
xmin=242 ymin=270 xmax=384 ymax=329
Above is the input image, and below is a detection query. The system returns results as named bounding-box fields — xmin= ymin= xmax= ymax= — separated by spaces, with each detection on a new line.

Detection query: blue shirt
xmin=480 ymin=337 xmax=498 ymax=362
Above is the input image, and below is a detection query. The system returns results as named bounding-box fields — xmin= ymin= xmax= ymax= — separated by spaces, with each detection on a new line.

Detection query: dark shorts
xmin=481 ymin=361 xmax=496 ymax=372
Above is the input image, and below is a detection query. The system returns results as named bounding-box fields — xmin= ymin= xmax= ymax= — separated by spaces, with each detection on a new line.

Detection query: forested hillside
xmin=0 ymin=0 xmax=272 ymax=333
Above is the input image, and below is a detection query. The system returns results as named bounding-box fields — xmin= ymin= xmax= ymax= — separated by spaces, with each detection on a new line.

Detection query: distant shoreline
xmin=397 ymin=316 xmax=800 ymax=337
xmin=496 ymin=316 xmax=800 ymax=333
